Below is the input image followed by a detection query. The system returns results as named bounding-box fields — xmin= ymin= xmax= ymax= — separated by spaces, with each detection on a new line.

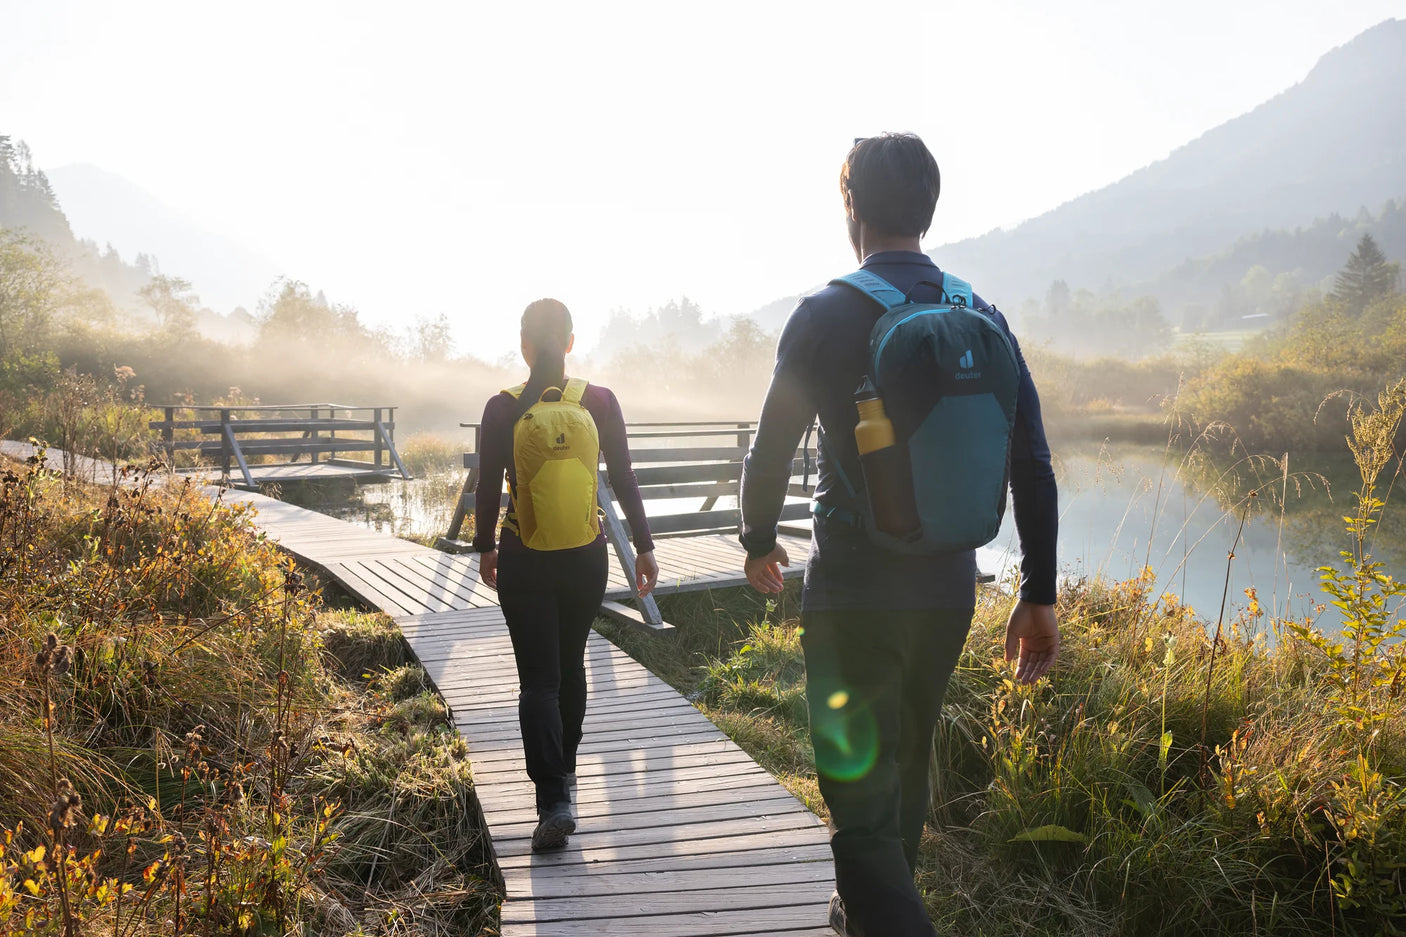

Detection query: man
xmin=740 ymin=133 xmax=1059 ymax=937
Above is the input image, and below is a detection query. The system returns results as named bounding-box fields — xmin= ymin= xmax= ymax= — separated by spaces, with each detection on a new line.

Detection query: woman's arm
xmin=594 ymin=387 xmax=655 ymax=557
xmin=473 ymin=393 xmax=512 ymax=556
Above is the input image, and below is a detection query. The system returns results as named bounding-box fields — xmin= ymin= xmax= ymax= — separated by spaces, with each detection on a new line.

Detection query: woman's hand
xmin=635 ymin=550 xmax=659 ymax=597
xmin=479 ymin=549 xmax=498 ymax=590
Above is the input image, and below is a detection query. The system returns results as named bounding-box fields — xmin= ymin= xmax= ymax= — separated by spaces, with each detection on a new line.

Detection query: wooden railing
xmin=149 ymin=403 xmax=411 ymax=489
xmin=442 ymin=420 xmax=817 ymax=629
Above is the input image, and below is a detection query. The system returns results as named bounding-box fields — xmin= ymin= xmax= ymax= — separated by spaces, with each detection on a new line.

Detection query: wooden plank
xmin=498 ymin=842 xmax=832 ymax=883
xmin=486 ymin=775 xmax=789 ymax=823
xmin=493 ymin=795 xmax=810 ymax=840
xmin=340 ymin=560 xmax=461 ymax=615
xmin=494 ymin=822 xmax=827 ymax=871
xmin=469 ymin=746 xmax=759 ymax=782
xmin=469 ymin=726 xmax=734 ymax=765
xmin=600 ymin=598 xmax=675 ymax=634
xmin=624 ymin=446 xmax=746 ymax=463
xmin=596 ymin=468 xmax=665 ymax=628
xmin=505 ymin=858 xmax=833 ymax=899
xmin=371 ymin=556 xmax=494 ymax=609
xmin=322 ymin=562 xmax=421 ymax=617
xmin=501 ymin=882 xmax=833 ymax=925
xmin=449 ymin=683 xmax=688 ymax=719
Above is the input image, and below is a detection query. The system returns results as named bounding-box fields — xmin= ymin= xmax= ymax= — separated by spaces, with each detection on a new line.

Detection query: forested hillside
xmin=907 ymin=19 xmax=1406 ymax=356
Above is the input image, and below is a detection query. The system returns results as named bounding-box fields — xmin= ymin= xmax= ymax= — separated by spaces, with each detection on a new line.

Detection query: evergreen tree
xmin=1331 ymin=233 xmax=1400 ymax=312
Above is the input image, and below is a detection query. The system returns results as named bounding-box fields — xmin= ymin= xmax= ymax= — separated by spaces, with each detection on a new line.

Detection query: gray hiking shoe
xmin=829 ymin=891 xmax=861 ymax=937
xmin=531 ymin=801 xmax=575 ymax=852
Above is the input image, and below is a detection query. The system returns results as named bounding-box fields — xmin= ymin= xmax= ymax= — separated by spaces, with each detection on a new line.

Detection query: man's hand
xmin=636 ymin=550 xmax=659 ymax=597
xmin=744 ymin=544 xmax=790 ymax=594
xmin=1004 ymin=600 xmax=1058 ymax=684
xmin=478 ymin=549 xmax=498 ymax=590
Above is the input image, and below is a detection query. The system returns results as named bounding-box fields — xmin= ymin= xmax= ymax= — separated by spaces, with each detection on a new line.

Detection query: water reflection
xmin=980 ymin=444 xmax=1406 ymax=629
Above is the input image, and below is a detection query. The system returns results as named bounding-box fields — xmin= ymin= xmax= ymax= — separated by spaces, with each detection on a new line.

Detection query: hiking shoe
xmin=828 ymin=891 xmax=861 ymax=937
xmin=531 ymin=801 xmax=575 ymax=852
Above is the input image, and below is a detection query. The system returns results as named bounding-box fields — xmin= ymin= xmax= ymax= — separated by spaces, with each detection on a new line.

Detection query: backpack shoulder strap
xmin=830 ymin=270 xmax=907 ymax=310
xmin=503 ymin=383 xmax=527 ymax=399
xmin=561 ymin=377 xmax=589 ymax=405
xmin=940 ymin=273 xmax=974 ymax=308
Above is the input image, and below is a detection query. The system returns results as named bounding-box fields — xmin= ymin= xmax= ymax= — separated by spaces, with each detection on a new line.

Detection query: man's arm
xmin=988 ymin=306 xmax=1059 ymax=682
xmin=739 ymin=308 xmax=816 ymax=588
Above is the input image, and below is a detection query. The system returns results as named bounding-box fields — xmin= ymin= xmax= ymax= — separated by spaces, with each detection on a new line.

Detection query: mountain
xmin=47 ymin=163 xmax=285 ymax=314
xmin=928 ymin=19 xmax=1406 ymax=322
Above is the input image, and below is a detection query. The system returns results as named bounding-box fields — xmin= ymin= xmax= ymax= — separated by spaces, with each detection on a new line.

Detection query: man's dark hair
xmin=840 ymin=133 xmax=940 ymax=238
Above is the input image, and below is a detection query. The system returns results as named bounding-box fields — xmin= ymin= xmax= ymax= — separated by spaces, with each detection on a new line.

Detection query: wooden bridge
xmin=443 ymin=420 xmax=819 ymax=632
xmin=211 ymin=482 xmax=836 ymax=934
xmin=5 ymin=433 xmax=840 ymax=932
xmin=149 ymin=403 xmax=411 ymax=490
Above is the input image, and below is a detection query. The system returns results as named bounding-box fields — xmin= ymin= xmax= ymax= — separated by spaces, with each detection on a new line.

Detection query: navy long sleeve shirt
xmin=739 ymin=250 xmax=1058 ymax=611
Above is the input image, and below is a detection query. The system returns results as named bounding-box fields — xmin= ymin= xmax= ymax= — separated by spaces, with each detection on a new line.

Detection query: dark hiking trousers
xmin=801 ymin=607 xmax=975 ymax=937
xmin=497 ymin=542 xmax=609 ymax=811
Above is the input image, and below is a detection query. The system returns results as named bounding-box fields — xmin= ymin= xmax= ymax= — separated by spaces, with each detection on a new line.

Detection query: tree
xmin=410 ymin=313 xmax=454 ymax=362
xmin=139 ymin=275 xmax=199 ymax=337
xmin=1331 ymin=233 xmax=1399 ymax=313
xmin=0 ymin=230 xmax=66 ymax=390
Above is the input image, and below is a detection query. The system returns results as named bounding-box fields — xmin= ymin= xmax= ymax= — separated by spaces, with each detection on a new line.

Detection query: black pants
xmin=497 ymin=542 xmax=609 ymax=811
xmin=801 ymin=607 xmax=975 ymax=937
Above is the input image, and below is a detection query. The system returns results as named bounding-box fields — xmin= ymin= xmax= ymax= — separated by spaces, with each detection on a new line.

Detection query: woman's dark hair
xmin=840 ymin=133 xmax=941 ymax=238
xmin=519 ymin=298 xmax=573 ymax=407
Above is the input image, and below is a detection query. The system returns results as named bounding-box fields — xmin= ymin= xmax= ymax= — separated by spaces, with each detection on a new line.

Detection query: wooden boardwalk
xmin=208 ymin=487 xmax=837 ymax=935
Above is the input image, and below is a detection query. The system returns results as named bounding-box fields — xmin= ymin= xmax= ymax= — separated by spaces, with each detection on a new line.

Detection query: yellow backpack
xmin=502 ymin=377 xmax=602 ymax=551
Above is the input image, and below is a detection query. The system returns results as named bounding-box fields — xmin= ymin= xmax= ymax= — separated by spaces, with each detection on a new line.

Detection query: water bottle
xmin=853 ymin=379 xmax=921 ymax=541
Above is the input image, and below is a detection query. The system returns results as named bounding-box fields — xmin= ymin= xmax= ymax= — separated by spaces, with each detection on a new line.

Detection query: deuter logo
xmin=955 ymin=347 xmax=981 ymax=380
xmin=556 ymin=433 xmax=566 ymax=445
xmin=552 ymin=431 xmax=569 ymax=451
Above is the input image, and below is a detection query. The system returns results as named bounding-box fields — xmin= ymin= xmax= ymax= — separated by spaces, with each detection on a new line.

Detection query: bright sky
xmin=3 ymin=0 xmax=1403 ymax=359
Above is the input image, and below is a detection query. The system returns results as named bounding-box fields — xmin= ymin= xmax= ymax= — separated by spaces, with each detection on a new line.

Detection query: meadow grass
xmin=0 ymin=452 xmax=500 ymax=936
xmin=594 ymin=382 xmax=1406 ymax=937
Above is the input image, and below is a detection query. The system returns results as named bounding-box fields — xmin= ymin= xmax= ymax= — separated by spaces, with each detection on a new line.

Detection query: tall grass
xmin=594 ymin=381 xmax=1406 ymax=936
xmin=0 ymin=452 xmax=500 ymax=935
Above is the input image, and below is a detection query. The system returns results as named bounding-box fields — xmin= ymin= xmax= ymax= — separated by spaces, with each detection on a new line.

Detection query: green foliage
xmin=1286 ymin=379 xmax=1406 ymax=737
xmin=0 ymin=456 xmax=499 ymax=935
xmin=0 ymin=231 xmax=66 ymax=395
xmin=1176 ymin=248 xmax=1406 ymax=453
xmin=1332 ymin=234 xmax=1401 ymax=313
xmin=599 ymin=412 xmax=1406 ymax=936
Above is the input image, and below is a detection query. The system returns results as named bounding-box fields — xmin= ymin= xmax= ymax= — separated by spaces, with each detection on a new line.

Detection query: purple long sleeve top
xmin=473 ymin=381 xmax=655 ymax=556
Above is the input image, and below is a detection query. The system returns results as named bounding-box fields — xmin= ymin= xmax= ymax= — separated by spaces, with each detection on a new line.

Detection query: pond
xmin=978 ymin=443 xmax=1406 ymax=629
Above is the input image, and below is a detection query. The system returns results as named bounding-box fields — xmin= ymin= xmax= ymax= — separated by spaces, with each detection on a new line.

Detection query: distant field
xmin=1170 ymin=327 xmax=1268 ymax=353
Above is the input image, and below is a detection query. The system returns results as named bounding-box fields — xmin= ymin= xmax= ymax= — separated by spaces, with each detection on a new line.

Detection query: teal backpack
xmin=818 ymin=269 xmax=1021 ymax=554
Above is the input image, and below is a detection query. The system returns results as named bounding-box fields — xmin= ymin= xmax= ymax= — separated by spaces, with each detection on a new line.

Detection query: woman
xmin=474 ymin=298 xmax=658 ymax=852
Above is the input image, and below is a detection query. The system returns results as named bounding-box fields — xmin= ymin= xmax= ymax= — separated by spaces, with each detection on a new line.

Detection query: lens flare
xmin=812 ymin=689 xmax=879 ymax=782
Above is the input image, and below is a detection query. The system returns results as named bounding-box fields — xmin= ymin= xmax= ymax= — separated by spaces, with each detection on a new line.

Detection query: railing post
xmin=444 ymin=424 xmax=481 ymax=545
xmin=737 ymin=422 xmax=750 ymax=452
xmin=163 ymin=406 xmax=175 ymax=467
xmin=328 ymin=406 xmax=337 ymax=463
xmin=309 ymin=406 xmax=320 ymax=464
xmin=374 ymin=408 xmax=383 ymax=469
xmin=220 ymin=408 xmax=231 ymax=480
